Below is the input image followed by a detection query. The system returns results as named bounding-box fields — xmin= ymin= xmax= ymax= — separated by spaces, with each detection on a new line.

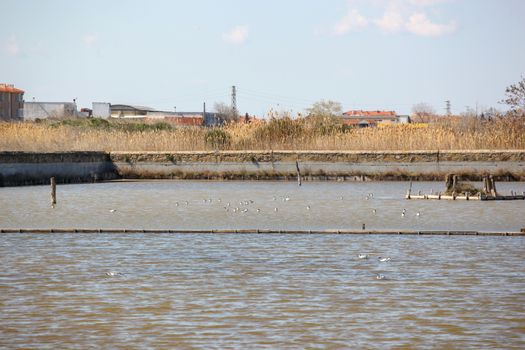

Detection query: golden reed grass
xmin=0 ymin=116 xmax=524 ymax=152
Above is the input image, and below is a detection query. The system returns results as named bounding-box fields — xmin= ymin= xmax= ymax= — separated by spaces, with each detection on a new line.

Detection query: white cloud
xmin=83 ymin=34 xmax=97 ymax=47
xmin=333 ymin=9 xmax=369 ymax=36
xmin=326 ymin=1 xmax=456 ymax=37
xmin=223 ymin=25 xmax=249 ymax=45
xmin=406 ymin=12 xmax=456 ymax=36
xmin=375 ymin=10 xmax=404 ymax=33
xmin=6 ymin=36 xmax=20 ymax=56
xmin=409 ymin=0 xmax=450 ymax=6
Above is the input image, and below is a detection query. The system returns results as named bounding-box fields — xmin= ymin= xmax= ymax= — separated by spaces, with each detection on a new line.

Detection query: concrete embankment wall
xmin=111 ymin=150 xmax=525 ymax=181
xmin=0 ymin=152 xmax=118 ymax=186
xmin=1 ymin=150 xmax=525 ymax=186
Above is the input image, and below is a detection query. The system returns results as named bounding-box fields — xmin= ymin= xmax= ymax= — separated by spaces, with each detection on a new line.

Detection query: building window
xmin=18 ymin=94 xmax=24 ymax=102
xmin=0 ymin=93 xmax=3 ymax=102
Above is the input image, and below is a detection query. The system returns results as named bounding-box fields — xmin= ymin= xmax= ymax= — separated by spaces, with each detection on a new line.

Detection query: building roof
xmin=343 ymin=110 xmax=397 ymax=118
xmin=0 ymin=83 xmax=24 ymax=94
xmin=110 ymin=104 xmax=157 ymax=112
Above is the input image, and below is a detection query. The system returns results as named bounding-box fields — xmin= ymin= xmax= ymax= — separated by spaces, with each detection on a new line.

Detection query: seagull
xmin=274 ymin=208 xmax=278 ymax=212
xmin=242 ymin=208 xmax=248 ymax=213
xmin=416 ymin=212 xmax=421 ymax=217
xmin=175 ymin=202 xmax=179 ymax=206
xmin=306 ymin=205 xmax=311 ymax=210
xmin=402 ymin=209 xmax=406 ymax=217
xmin=358 ymin=254 xmax=369 ymax=259
xmin=109 ymin=209 xmax=117 ymax=213
xmin=372 ymin=209 xmax=376 ymax=214
xmin=105 ymin=271 xmax=122 ymax=277
xmin=257 ymin=209 xmax=261 ymax=213
xmin=376 ymin=274 xmax=386 ymax=280
xmin=378 ymin=257 xmax=391 ymax=262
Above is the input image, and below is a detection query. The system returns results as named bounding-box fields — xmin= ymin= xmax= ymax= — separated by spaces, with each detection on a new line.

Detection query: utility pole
xmin=231 ymin=85 xmax=237 ymax=117
xmin=445 ymin=100 xmax=451 ymax=116
xmin=203 ymin=102 xmax=206 ymax=125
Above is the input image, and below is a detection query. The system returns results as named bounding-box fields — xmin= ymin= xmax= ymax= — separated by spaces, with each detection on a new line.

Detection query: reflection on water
xmin=1 ymin=181 xmax=524 ymax=231
xmin=0 ymin=233 xmax=524 ymax=348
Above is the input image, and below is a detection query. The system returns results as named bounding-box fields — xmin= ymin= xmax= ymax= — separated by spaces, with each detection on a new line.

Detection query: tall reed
xmin=0 ymin=116 xmax=524 ymax=152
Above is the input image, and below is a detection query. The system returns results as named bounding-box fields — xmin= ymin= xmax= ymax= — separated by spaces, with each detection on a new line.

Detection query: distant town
xmin=1 ymin=83 xmax=413 ymax=128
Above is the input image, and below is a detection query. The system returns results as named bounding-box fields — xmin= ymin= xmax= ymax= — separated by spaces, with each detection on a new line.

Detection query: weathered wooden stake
xmin=50 ymin=177 xmax=56 ymax=207
xmin=295 ymin=160 xmax=302 ymax=187
xmin=489 ymin=175 xmax=497 ymax=197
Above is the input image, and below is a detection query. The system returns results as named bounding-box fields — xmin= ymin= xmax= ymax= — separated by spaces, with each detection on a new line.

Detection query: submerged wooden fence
xmin=1 ymin=228 xmax=523 ymax=236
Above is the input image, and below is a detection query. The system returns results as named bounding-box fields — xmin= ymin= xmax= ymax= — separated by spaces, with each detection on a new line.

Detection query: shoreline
xmin=1 ymin=150 xmax=524 ymax=186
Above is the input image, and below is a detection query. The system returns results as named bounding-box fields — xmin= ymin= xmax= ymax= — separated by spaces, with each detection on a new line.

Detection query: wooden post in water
xmin=445 ymin=174 xmax=454 ymax=193
xmin=295 ymin=160 xmax=302 ymax=187
xmin=489 ymin=175 xmax=497 ymax=197
xmin=50 ymin=177 xmax=56 ymax=207
xmin=406 ymin=180 xmax=412 ymax=199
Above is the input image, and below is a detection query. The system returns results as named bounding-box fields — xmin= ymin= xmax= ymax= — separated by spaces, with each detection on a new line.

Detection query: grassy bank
xmin=1 ymin=116 xmax=524 ymax=152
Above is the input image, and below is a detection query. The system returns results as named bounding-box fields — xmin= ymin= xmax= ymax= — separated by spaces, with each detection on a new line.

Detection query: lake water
xmin=1 ymin=233 xmax=524 ymax=349
xmin=1 ymin=181 xmax=524 ymax=231
xmin=1 ymin=181 xmax=525 ymax=348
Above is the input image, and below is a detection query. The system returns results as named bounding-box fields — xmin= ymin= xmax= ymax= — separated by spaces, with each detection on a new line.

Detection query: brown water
xmin=1 ymin=181 xmax=525 ymax=348
xmin=0 ymin=233 xmax=524 ymax=349
xmin=1 ymin=181 xmax=525 ymax=231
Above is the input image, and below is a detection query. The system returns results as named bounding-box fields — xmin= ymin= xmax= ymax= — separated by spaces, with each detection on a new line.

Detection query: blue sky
xmin=1 ymin=0 xmax=524 ymax=116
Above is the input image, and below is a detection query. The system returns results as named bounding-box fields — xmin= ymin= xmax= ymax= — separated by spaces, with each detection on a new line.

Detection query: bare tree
xmin=305 ymin=100 xmax=342 ymax=117
xmin=500 ymin=76 xmax=525 ymax=113
xmin=214 ymin=102 xmax=238 ymax=123
xmin=411 ymin=103 xmax=436 ymax=123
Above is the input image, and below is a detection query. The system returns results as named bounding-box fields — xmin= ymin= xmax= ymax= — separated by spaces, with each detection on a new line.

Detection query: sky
xmin=1 ymin=0 xmax=524 ymax=116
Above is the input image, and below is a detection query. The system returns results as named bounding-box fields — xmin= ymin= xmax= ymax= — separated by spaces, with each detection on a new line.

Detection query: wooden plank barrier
xmin=0 ymin=228 xmax=524 ymax=236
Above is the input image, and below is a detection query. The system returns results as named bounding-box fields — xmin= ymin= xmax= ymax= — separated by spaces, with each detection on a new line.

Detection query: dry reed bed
xmin=1 ymin=117 xmax=524 ymax=152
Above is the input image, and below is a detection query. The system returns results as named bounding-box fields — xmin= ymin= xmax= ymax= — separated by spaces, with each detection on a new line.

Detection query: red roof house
xmin=342 ymin=110 xmax=397 ymax=127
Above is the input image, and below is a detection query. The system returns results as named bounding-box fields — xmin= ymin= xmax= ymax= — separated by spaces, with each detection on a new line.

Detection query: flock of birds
xmin=105 ymin=253 xmax=392 ymax=280
xmin=358 ymin=253 xmax=392 ymax=280
xmin=106 ymin=193 xmax=422 ymax=218
xmin=105 ymin=192 xmax=412 ymax=281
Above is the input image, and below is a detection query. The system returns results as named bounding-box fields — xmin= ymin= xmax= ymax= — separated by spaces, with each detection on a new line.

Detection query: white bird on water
xmin=306 ymin=205 xmax=311 ymax=210
xmin=378 ymin=257 xmax=391 ymax=262
xmin=402 ymin=209 xmax=406 ymax=217
xmin=105 ymin=271 xmax=123 ymax=277
xmin=358 ymin=254 xmax=369 ymax=259
xmin=376 ymin=274 xmax=386 ymax=280
xmin=416 ymin=212 xmax=421 ymax=217
xmin=372 ymin=209 xmax=377 ymax=215
xmin=109 ymin=209 xmax=117 ymax=213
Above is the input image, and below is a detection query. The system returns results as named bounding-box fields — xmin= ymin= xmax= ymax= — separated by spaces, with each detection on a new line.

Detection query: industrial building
xmin=109 ymin=104 xmax=219 ymax=126
xmin=23 ymin=102 xmax=79 ymax=120
xmin=0 ymin=83 xmax=24 ymax=121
